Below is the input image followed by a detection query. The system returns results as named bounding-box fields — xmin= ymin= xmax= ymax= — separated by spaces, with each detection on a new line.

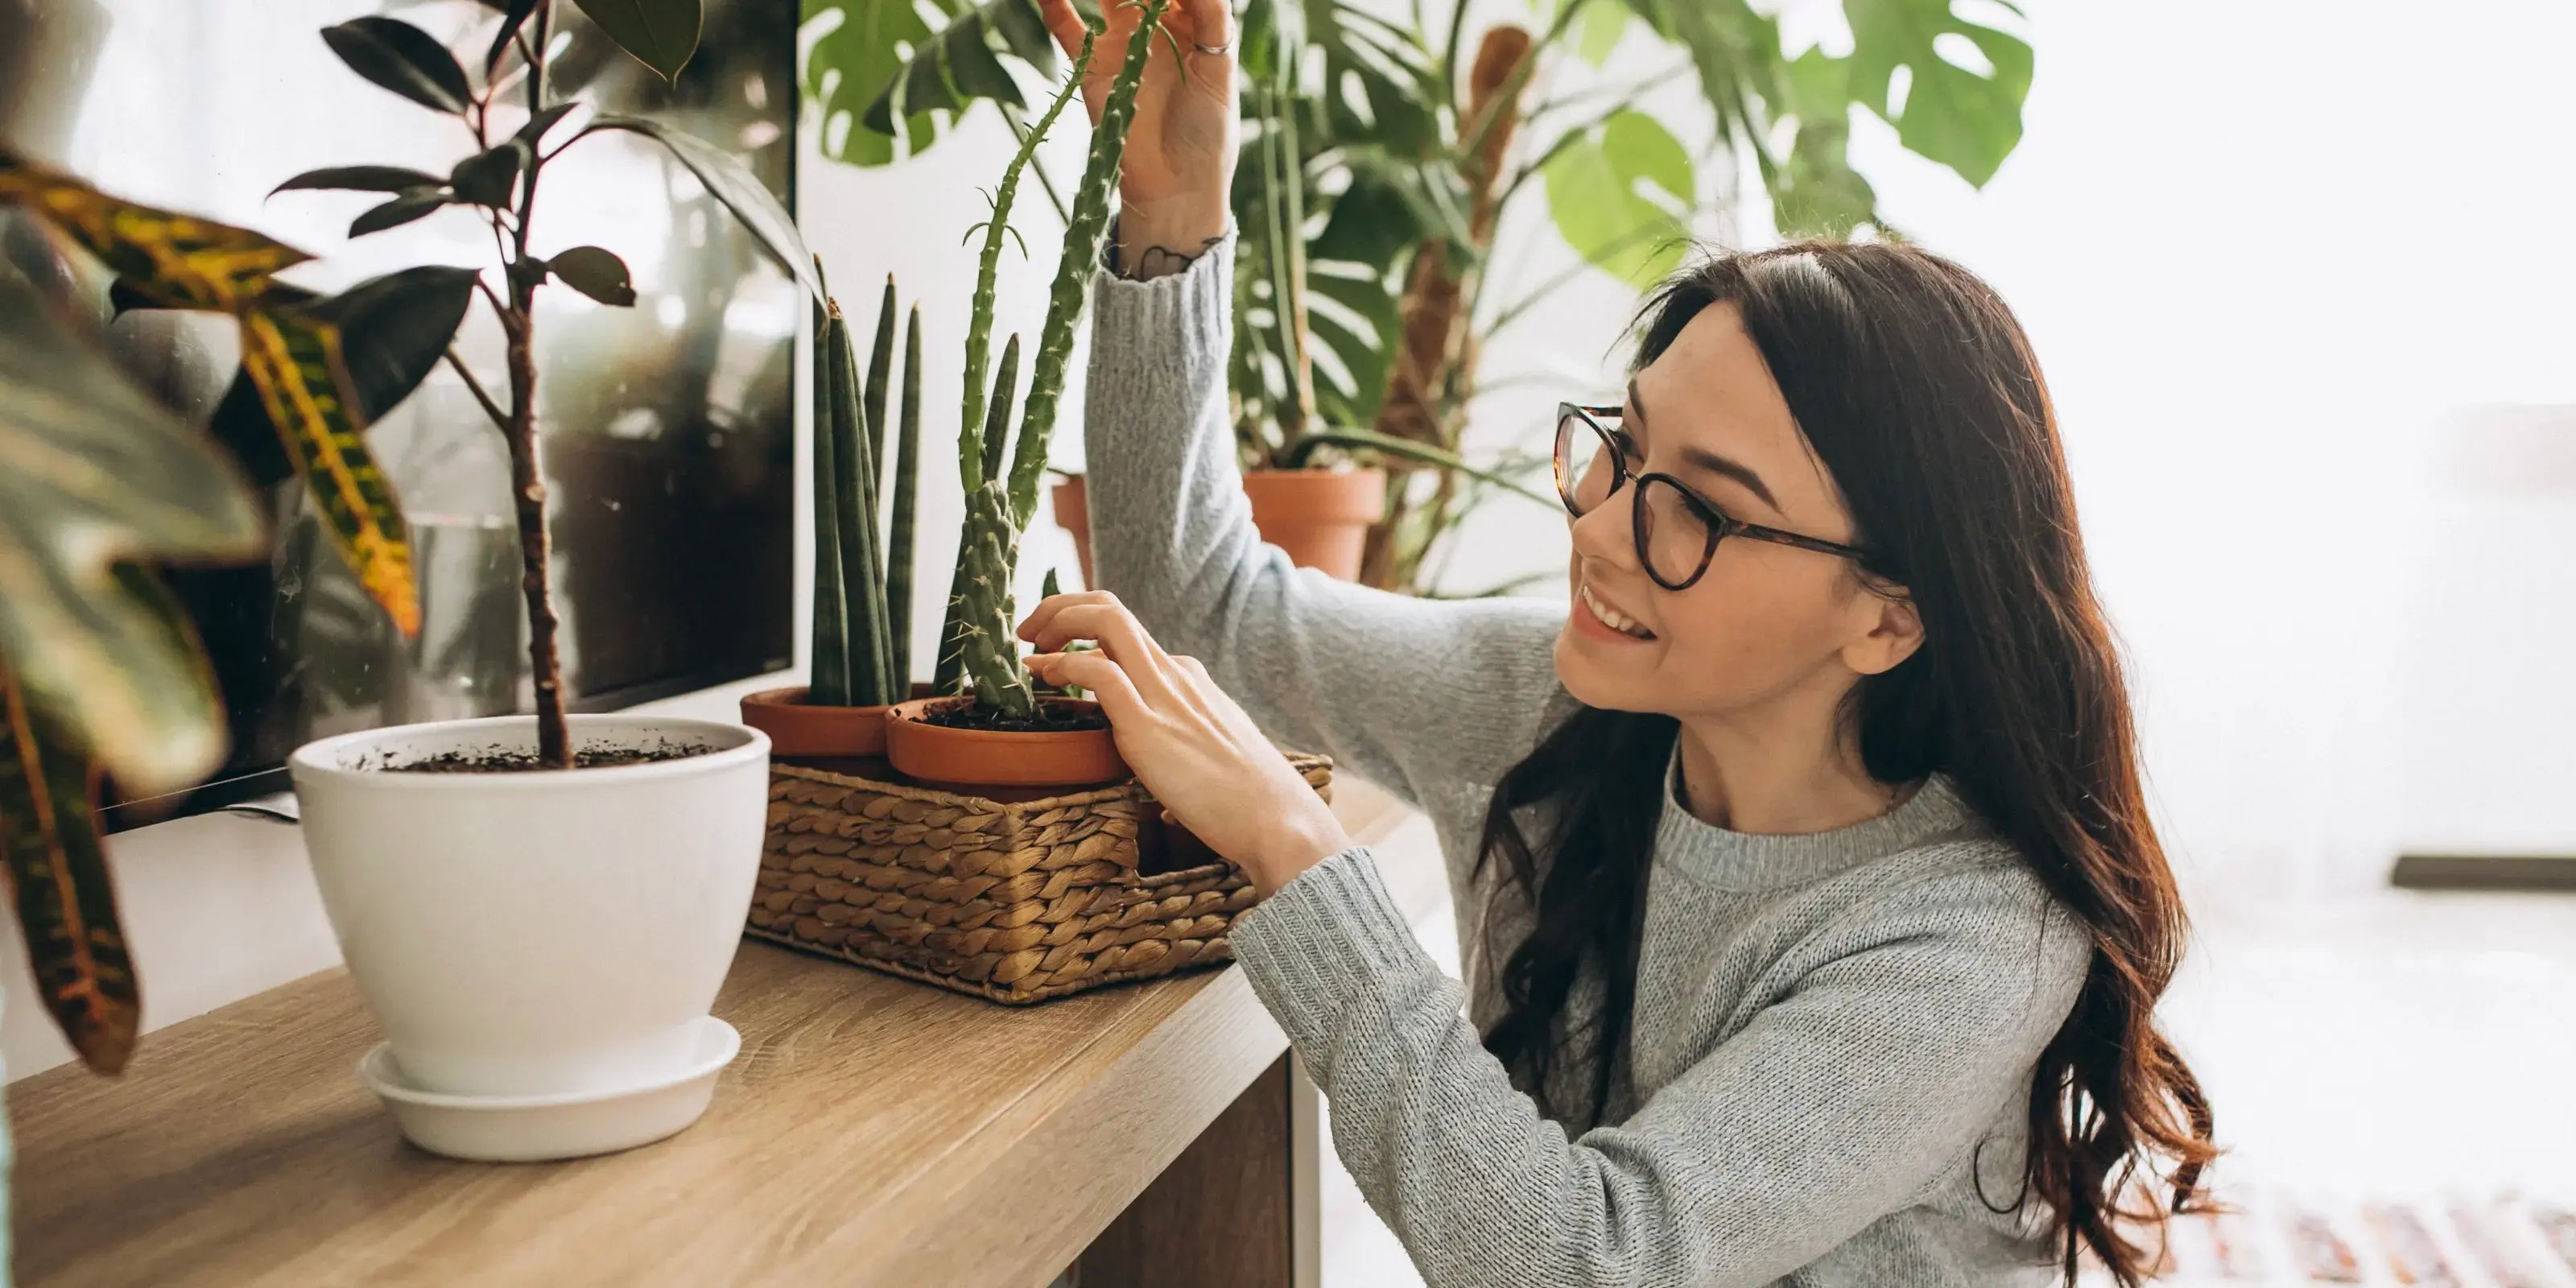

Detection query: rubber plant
xmin=804 ymin=0 xmax=2037 ymax=595
xmin=0 ymin=148 xmax=486 ymax=1071
xmin=273 ymin=0 xmax=823 ymax=768
xmin=881 ymin=0 xmax=1162 ymax=791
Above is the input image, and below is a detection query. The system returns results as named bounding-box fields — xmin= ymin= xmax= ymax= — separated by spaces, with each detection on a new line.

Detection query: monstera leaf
xmin=805 ymin=0 xmax=1058 ymax=167
xmin=0 ymin=264 xmax=266 ymax=1075
xmin=1542 ymin=108 xmax=1695 ymax=285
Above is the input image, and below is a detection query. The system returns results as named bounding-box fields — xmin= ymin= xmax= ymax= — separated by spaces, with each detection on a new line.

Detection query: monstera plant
xmin=804 ymin=0 xmax=2037 ymax=593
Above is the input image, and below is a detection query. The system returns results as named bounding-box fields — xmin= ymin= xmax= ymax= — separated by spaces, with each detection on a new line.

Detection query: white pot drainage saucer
xmin=357 ymin=1015 xmax=741 ymax=1162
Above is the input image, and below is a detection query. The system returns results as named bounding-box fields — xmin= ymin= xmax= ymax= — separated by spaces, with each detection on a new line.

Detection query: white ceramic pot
xmin=290 ymin=714 xmax=769 ymax=1098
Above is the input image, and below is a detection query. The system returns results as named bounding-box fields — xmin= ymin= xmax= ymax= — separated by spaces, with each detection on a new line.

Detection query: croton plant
xmin=0 ymin=0 xmax=815 ymax=1074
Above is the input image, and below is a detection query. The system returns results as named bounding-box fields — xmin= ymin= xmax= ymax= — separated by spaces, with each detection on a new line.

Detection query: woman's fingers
xmin=1036 ymin=0 xmax=1086 ymax=60
xmin=1026 ymin=650 xmax=1145 ymax=720
xmin=1015 ymin=587 xmax=1109 ymax=645
xmin=1176 ymin=0 xmax=1232 ymax=51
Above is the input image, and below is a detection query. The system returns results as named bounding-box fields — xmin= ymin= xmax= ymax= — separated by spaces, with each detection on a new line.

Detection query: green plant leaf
xmin=573 ymin=0 xmax=703 ymax=81
xmin=547 ymin=246 xmax=637 ymax=305
xmin=1765 ymin=51 xmax=1879 ymax=237
xmin=0 ymin=668 xmax=141 ymax=1075
xmin=320 ymin=16 xmax=473 ymax=114
xmin=236 ymin=308 xmax=419 ymax=636
xmin=0 ymin=151 xmax=312 ymax=309
xmin=349 ymin=189 xmax=449 ymax=237
xmin=448 ymin=142 xmax=527 ymax=207
xmin=1568 ymin=0 xmax=1627 ymax=64
xmin=857 ymin=0 xmax=1058 ymax=135
xmin=807 ymin=0 xmax=1063 ymax=167
xmin=485 ymin=0 xmax=543 ymax=73
xmin=272 ymin=165 xmax=446 ymax=196
xmin=1842 ymin=0 xmax=2030 ymax=187
xmin=580 ymin=114 xmax=824 ymax=302
xmin=518 ymin=101 xmax=584 ymax=150
xmin=0 ymin=266 xmax=262 ymax=794
xmin=205 ymin=267 xmax=481 ymax=489
xmin=1541 ymin=107 xmax=1693 ymax=286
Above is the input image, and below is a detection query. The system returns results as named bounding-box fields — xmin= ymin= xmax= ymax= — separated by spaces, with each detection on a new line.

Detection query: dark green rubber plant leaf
xmin=581 ymin=114 xmax=824 ymax=302
xmin=321 ymin=16 xmax=473 ymax=114
xmin=573 ymin=0 xmax=704 ymax=82
xmin=547 ymin=246 xmax=638 ymax=305
xmin=204 ymin=266 xmax=481 ymax=489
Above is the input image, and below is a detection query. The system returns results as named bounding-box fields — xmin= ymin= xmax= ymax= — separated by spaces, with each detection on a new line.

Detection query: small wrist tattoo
xmin=1118 ymin=233 xmax=1228 ymax=281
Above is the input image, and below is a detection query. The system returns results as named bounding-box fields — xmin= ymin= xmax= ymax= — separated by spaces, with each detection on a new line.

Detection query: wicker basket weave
xmin=748 ymin=755 xmax=1333 ymax=1004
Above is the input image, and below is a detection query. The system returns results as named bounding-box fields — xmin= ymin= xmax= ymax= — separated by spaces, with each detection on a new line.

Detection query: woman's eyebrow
xmin=1630 ymin=378 xmax=1782 ymax=510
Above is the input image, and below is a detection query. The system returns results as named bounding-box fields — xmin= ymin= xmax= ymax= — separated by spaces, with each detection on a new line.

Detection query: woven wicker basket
xmin=749 ymin=755 xmax=1333 ymax=1003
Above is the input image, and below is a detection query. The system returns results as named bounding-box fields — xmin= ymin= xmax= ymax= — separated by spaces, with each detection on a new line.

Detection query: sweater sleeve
xmin=1080 ymin=236 xmax=1569 ymax=809
xmin=1228 ymin=847 xmax=2091 ymax=1288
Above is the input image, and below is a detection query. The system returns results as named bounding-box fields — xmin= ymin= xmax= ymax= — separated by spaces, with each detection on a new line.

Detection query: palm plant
xmin=802 ymin=0 xmax=2034 ymax=594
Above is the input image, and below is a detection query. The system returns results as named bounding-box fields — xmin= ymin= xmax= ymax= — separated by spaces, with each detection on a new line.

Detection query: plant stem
xmin=446 ymin=348 xmax=509 ymax=430
xmin=506 ymin=0 xmax=569 ymax=768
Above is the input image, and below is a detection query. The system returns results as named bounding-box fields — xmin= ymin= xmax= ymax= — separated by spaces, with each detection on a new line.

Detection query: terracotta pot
xmin=739 ymin=683 xmax=935 ymax=778
xmin=883 ymin=696 xmax=1128 ymax=799
xmin=1054 ymin=467 xmax=1388 ymax=585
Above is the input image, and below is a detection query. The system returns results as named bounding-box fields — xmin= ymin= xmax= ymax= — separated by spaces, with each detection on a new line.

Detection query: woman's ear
xmin=1842 ymin=587 xmax=1925 ymax=677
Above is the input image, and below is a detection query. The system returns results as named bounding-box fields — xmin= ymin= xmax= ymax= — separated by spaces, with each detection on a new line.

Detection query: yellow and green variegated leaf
xmin=0 ymin=151 xmax=312 ymax=310
xmin=237 ymin=308 xmax=419 ymax=637
xmin=0 ymin=265 xmax=262 ymax=791
xmin=0 ymin=664 xmax=141 ymax=1075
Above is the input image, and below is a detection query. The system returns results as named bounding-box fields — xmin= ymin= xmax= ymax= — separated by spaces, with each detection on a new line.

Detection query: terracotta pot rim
xmin=883 ymin=696 xmax=1128 ymax=791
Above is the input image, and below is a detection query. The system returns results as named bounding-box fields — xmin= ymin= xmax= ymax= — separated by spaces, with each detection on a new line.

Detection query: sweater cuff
xmin=1092 ymin=225 xmax=1234 ymax=346
xmin=1229 ymin=845 xmax=1436 ymax=1059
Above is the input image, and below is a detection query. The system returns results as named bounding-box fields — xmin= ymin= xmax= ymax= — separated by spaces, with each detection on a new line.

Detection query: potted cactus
xmin=737 ymin=276 xmax=927 ymax=774
xmin=877 ymin=2 xmax=1165 ymax=795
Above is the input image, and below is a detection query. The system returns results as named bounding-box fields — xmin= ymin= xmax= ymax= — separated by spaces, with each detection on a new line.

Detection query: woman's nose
xmin=1567 ymin=487 xmax=1640 ymax=571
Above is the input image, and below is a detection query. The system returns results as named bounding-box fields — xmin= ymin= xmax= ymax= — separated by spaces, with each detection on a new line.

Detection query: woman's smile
xmin=1574 ymin=579 xmax=1657 ymax=642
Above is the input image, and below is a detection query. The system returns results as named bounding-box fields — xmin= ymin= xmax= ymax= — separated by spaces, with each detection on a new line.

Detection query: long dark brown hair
xmin=1475 ymin=241 xmax=2215 ymax=1286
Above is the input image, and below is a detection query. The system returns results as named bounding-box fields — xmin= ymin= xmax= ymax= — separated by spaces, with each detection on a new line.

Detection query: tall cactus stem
xmin=1006 ymin=0 xmax=1170 ymax=527
xmin=960 ymin=30 xmax=1095 ymax=487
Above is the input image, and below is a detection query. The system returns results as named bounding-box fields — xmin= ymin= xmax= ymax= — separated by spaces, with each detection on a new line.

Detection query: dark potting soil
xmin=381 ymin=745 xmax=711 ymax=774
xmin=918 ymin=700 xmax=1109 ymax=734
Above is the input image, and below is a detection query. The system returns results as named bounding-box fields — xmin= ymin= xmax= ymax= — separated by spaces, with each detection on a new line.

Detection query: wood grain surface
xmin=9 ymin=778 xmax=1430 ymax=1288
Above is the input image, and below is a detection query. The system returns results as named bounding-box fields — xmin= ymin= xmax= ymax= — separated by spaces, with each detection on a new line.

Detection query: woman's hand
xmin=1020 ymin=591 xmax=1350 ymax=898
xmin=1038 ymin=0 xmax=1237 ymax=276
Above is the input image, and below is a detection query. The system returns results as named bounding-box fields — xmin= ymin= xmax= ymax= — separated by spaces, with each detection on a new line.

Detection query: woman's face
xmin=1552 ymin=302 xmax=1921 ymax=724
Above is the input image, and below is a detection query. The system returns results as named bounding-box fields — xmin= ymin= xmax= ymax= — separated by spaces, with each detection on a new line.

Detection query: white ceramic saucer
xmin=357 ymin=1016 xmax=741 ymax=1162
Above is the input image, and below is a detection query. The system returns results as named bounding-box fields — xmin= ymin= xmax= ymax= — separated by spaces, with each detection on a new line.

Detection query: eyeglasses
xmin=1553 ymin=402 xmax=1873 ymax=591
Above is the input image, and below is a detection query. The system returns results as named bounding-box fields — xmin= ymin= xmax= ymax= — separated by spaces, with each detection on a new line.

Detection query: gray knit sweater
xmin=1081 ymin=239 xmax=2091 ymax=1287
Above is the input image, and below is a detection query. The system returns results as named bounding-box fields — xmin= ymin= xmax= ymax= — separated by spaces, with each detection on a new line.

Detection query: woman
xmin=1020 ymin=2 xmax=2215 ymax=1284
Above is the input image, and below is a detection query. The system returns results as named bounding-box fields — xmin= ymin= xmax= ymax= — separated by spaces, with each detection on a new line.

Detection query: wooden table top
xmin=8 ymin=779 xmax=1437 ymax=1288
